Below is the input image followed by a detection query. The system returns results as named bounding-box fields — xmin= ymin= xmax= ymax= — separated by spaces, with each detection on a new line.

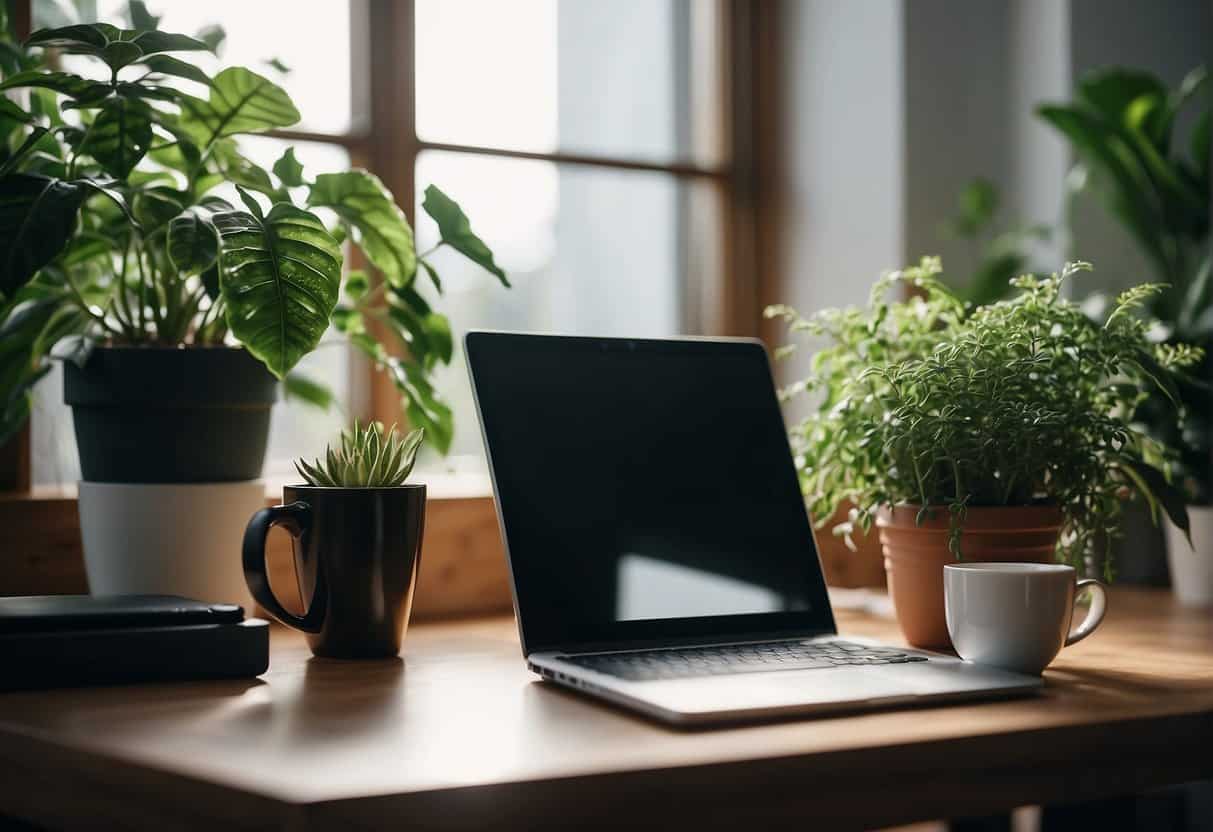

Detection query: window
xmin=10 ymin=0 xmax=758 ymax=489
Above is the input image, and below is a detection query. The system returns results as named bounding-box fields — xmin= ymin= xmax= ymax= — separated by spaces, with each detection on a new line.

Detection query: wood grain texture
xmin=0 ymin=489 xmax=512 ymax=621
xmin=0 ymin=588 xmax=1209 ymax=831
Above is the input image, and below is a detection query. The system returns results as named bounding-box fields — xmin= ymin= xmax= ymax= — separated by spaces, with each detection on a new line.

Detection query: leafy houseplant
xmin=245 ymin=422 xmax=428 ymax=658
xmin=767 ymin=258 xmax=1198 ymax=647
xmin=0 ymin=7 xmax=505 ymax=604
xmin=0 ymin=9 xmax=506 ymax=459
xmin=1037 ymin=65 xmax=1212 ymax=603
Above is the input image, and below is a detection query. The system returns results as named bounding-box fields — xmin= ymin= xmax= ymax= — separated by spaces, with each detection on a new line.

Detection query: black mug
xmin=243 ymin=485 xmax=425 ymax=658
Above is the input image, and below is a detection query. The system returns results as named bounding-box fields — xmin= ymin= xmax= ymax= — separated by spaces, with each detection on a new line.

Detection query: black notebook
xmin=0 ymin=594 xmax=269 ymax=691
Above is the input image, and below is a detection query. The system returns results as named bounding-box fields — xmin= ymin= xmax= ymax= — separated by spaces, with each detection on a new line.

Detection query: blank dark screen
xmin=466 ymin=333 xmax=834 ymax=653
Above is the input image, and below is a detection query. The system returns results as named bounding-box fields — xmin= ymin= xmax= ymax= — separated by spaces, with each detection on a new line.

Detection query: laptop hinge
xmin=533 ymin=628 xmax=839 ymax=656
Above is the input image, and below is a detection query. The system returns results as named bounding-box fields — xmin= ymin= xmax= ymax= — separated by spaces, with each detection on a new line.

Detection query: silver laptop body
xmin=466 ymin=332 xmax=1041 ymax=726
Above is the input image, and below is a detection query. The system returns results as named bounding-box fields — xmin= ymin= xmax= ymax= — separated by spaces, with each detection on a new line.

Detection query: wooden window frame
xmin=0 ymin=0 xmax=781 ymax=615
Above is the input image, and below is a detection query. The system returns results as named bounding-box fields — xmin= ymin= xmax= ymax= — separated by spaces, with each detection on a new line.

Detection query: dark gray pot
xmin=64 ymin=346 xmax=278 ymax=483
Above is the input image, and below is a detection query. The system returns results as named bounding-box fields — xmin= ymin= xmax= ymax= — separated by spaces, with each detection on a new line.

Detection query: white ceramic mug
xmin=944 ymin=562 xmax=1107 ymax=675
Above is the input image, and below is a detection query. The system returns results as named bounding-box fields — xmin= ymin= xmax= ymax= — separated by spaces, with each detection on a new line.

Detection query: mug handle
xmin=1064 ymin=579 xmax=1108 ymax=646
xmin=242 ymin=501 xmax=326 ymax=633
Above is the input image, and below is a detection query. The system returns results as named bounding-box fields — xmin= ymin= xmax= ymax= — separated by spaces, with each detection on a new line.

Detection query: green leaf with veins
xmin=0 ymin=70 xmax=110 ymax=100
xmin=180 ymin=67 xmax=300 ymax=145
xmin=137 ymin=54 xmax=211 ymax=86
xmin=307 ymin=170 xmax=417 ymax=287
xmin=25 ymin=24 xmax=208 ymax=71
xmin=214 ymin=199 xmax=341 ymax=378
xmin=0 ymin=174 xmax=87 ymax=297
xmin=79 ymin=97 xmax=153 ymax=178
xmin=421 ymin=185 xmax=508 ymax=286
xmin=167 ymin=206 xmax=221 ymax=275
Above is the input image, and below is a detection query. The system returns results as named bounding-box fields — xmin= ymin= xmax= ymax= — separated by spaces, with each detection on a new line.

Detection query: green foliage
xmin=0 ymin=4 xmax=507 ymax=452
xmin=767 ymin=258 xmax=1199 ymax=573
xmin=422 ymin=185 xmax=510 ymax=288
xmin=1038 ymin=65 xmax=1211 ymax=502
xmin=213 ymin=197 xmax=341 ymax=378
xmin=940 ymin=177 xmax=1051 ymax=306
xmin=295 ymin=421 xmax=423 ymax=488
xmin=308 ymin=170 xmax=417 ymax=287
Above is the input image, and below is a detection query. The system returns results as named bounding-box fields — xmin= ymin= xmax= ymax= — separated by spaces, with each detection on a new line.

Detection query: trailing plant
xmin=0 ymin=3 xmax=508 ymax=453
xmin=295 ymin=421 xmax=422 ymax=488
xmin=767 ymin=258 xmax=1199 ymax=575
xmin=1038 ymin=65 xmax=1211 ymax=503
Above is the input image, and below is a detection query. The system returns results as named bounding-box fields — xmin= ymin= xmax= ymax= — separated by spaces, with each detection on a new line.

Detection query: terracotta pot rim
xmin=876 ymin=502 xmax=1063 ymax=530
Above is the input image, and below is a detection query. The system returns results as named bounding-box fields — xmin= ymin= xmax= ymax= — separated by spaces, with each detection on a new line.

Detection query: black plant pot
xmin=64 ymin=346 xmax=278 ymax=483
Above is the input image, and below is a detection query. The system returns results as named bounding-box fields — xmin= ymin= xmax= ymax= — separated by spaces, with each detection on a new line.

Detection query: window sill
xmin=0 ymin=474 xmax=512 ymax=621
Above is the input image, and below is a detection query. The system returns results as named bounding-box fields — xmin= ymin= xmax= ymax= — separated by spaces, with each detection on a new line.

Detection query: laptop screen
xmin=466 ymin=332 xmax=835 ymax=654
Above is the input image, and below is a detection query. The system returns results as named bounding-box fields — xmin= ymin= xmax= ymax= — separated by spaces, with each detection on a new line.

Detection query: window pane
xmin=414 ymin=150 xmax=723 ymax=468
xmin=37 ymin=0 xmax=356 ymax=134
xmin=415 ymin=0 xmax=724 ymax=166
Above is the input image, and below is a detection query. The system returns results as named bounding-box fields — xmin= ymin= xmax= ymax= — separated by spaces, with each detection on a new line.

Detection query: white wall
xmin=775 ymin=0 xmax=904 ymax=405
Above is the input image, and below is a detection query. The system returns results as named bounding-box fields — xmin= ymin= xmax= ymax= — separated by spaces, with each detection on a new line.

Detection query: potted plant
xmin=767 ymin=258 xmax=1197 ymax=648
xmin=1038 ymin=65 xmax=1211 ymax=603
xmin=0 ymin=10 xmax=506 ymax=604
xmin=244 ymin=422 xmax=426 ymax=658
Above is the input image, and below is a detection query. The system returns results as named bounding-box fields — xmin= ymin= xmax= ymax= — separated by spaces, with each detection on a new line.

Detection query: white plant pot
xmin=1164 ymin=504 xmax=1213 ymax=607
xmin=79 ymin=480 xmax=265 ymax=610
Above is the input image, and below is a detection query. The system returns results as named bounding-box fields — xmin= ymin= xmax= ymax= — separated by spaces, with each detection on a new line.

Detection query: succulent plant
xmin=295 ymin=422 xmax=424 ymax=487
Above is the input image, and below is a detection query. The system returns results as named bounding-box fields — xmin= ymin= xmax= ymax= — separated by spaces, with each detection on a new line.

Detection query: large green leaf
xmin=1038 ymin=105 xmax=1168 ymax=273
xmin=137 ymin=54 xmax=210 ymax=87
xmin=0 ymin=70 xmax=109 ymax=101
xmin=180 ymin=67 xmax=299 ymax=146
xmin=167 ymin=206 xmax=220 ymax=275
xmin=0 ymin=174 xmax=86 ymax=298
xmin=308 ymin=170 xmax=416 ymax=287
xmin=26 ymin=24 xmax=208 ymax=71
xmin=210 ymin=139 xmax=276 ymax=196
xmin=79 ymin=97 xmax=152 ymax=178
xmin=214 ymin=199 xmax=341 ymax=378
xmin=1077 ymin=68 xmax=1168 ymax=140
xmin=421 ymin=185 xmax=509 ymax=286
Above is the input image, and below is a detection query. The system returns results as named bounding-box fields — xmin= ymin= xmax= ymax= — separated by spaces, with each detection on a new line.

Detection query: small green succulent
xmin=295 ymin=422 xmax=424 ymax=487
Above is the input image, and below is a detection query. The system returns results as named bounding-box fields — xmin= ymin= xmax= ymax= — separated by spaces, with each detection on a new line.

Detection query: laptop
xmin=465 ymin=332 xmax=1041 ymax=726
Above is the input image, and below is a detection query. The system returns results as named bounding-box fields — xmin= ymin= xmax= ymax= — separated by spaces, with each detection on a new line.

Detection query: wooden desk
xmin=0 ymin=588 xmax=1210 ymax=831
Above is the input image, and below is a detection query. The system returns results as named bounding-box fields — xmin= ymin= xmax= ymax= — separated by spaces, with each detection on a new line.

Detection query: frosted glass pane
xmin=415 ymin=0 xmax=722 ymax=165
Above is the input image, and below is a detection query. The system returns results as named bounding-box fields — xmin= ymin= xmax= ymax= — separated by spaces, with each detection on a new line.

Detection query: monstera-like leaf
xmin=0 ymin=174 xmax=86 ymax=297
xmin=308 ymin=170 xmax=416 ymax=287
xmin=214 ymin=192 xmax=340 ymax=378
xmin=180 ymin=67 xmax=299 ymax=146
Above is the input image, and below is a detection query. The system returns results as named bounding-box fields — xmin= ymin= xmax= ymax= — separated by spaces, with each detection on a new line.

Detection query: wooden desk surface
xmin=0 ymin=588 xmax=1210 ymax=831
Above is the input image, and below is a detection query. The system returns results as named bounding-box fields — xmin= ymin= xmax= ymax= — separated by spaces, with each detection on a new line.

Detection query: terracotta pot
xmin=812 ymin=501 xmax=887 ymax=589
xmin=877 ymin=504 xmax=1062 ymax=649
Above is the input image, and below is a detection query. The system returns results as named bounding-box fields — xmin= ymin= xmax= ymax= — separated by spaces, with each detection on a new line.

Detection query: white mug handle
xmin=1064 ymin=579 xmax=1108 ymax=646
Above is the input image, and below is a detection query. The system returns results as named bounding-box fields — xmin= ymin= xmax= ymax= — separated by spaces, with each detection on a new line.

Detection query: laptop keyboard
xmin=561 ymin=639 xmax=927 ymax=682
